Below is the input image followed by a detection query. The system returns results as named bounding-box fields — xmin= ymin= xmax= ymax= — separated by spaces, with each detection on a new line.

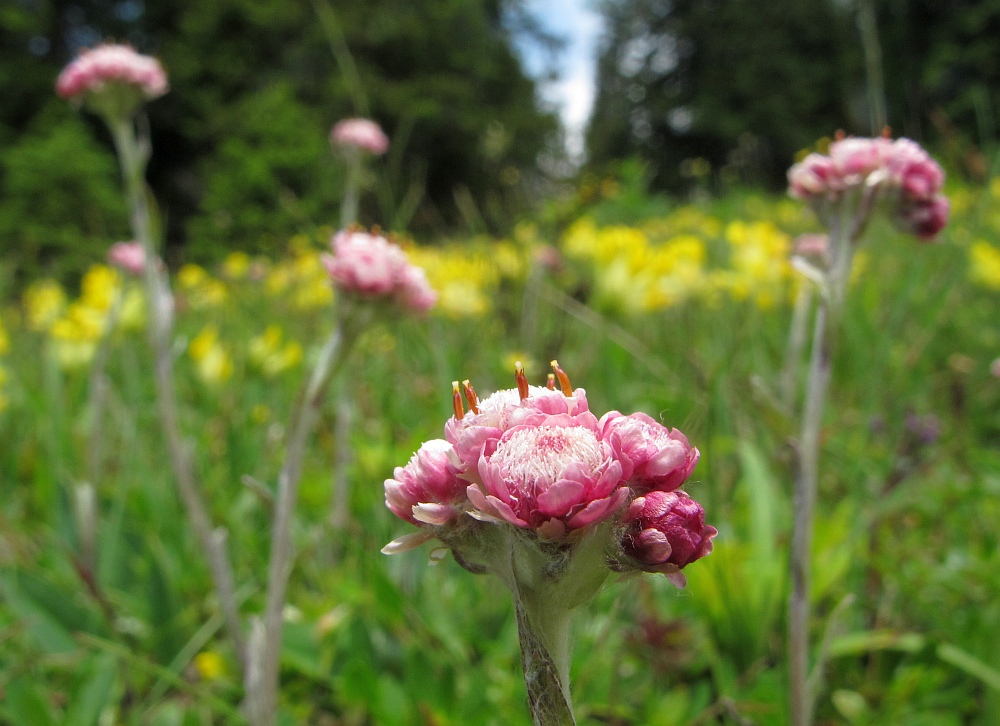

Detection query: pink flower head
xmin=896 ymin=193 xmax=950 ymax=241
xmin=107 ymin=241 xmax=146 ymax=276
xmin=330 ymin=118 xmax=389 ymax=155
xmin=599 ymin=411 xmax=700 ymax=493
xmin=828 ymin=136 xmax=892 ymax=183
xmin=623 ymin=490 xmax=717 ymax=574
xmin=384 ymin=439 xmax=468 ymax=526
xmin=322 ymin=228 xmax=437 ymax=312
xmin=470 ymin=416 xmax=628 ymax=540
xmin=56 ymin=44 xmax=168 ymax=109
xmin=788 ymin=153 xmax=838 ymax=199
xmin=395 ymin=265 xmax=438 ymax=313
xmin=445 ymin=362 xmax=592 ymax=471
xmin=886 ymin=138 xmax=945 ymax=201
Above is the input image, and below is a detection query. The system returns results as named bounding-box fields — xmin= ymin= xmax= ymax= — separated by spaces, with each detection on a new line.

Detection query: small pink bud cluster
xmin=330 ymin=118 xmax=390 ymax=156
xmin=108 ymin=241 xmax=147 ymax=276
xmin=322 ymin=228 xmax=437 ymax=312
xmin=383 ymin=363 xmax=716 ymax=584
xmin=788 ymin=135 xmax=949 ymax=240
xmin=56 ymin=44 xmax=168 ymax=104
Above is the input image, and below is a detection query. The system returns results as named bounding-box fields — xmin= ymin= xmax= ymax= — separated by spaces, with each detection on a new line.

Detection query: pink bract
xmin=56 ymin=44 xmax=168 ymax=102
xmin=623 ymin=490 xmax=717 ymax=571
xmin=470 ymin=415 xmax=628 ymax=540
xmin=322 ymin=229 xmax=437 ymax=312
xmin=107 ymin=241 xmax=146 ymax=276
xmin=330 ymin=118 xmax=389 ymax=155
xmin=599 ymin=411 xmax=700 ymax=493
xmin=384 ymin=439 xmax=467 ymax=526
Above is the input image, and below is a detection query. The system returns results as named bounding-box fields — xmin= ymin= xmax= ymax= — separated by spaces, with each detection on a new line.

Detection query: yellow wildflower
xmin=188 ymin=326 xmax=233 ymax=385
xmin=970 ymin=241 xmax=1000 ymax=290
xmin=23 ymin=279 xmax=67 ymax=332
xmin=177 ymin=264 xmax=209 ymax=289
xmin=221 ymin=252 xmax=251 ymax=280
xmin=79 ymin=264 xmax=122 ymax=312
xmin=193 ymin=651 xmax=225 ymax=681
xmin=248 ymin=325 xmax=304 ymax=377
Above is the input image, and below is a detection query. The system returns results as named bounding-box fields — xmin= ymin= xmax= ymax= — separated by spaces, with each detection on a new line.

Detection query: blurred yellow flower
xmin=248 ymin=325 xmax=303 ymax=377
xmin=221 ymin=252 xmax=251 ymax=280
xmin=177 ymin=264 xmax=209 ymax=289
xmin=188 ymin=325 xmax=233 ymax=385
xmin=80 ymin=264 xmax=122 ymax=312
xmin=193 ymin=651 xmax=225 ymax=681
xmin=970 ymin=240 xmax=1000 ymax=290
xmin=23 ymin=279 xmax=67 ymax=332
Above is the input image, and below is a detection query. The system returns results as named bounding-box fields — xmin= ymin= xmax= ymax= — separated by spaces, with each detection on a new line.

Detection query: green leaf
xmin=828 ymin=630 xmax=926 ymax=657
xmin=4 ymin=676 xmax=58 ymax=726
xmin=936 ymin=643 xmax=1000 ymax=691
xmin=64 ymin=653 xmax=117 ymax=726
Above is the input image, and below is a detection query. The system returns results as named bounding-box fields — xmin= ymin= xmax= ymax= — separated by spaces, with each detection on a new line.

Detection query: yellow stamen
xmin=462 ymin=379 xmax=479 ymax=414
xmin=452 ymin=381 xmax=465 ymax=420
xmin=550 ymin=360 xmax=572 ymax=397
xmin=546 ymin=373 xmax=556 ymax=391
xmin=515 ymin=361 xmax=529 ymax=401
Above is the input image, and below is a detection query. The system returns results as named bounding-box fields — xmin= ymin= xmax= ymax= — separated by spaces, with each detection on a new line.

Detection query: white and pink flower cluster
xmin=383 ymin=363 xmax=716 ymax=581
xmin=56 ymin=43 xmax=168 ymax=105
xmin=322 ymin=229 xmax=437 ymax=312
xmin=788 ymin=135 xmax=949 ymax=240
xmin=330 ymin=118 xmax=390 ymax=156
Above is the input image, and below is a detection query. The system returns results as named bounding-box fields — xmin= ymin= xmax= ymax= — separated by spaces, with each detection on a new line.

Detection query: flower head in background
xmin=108 ymin=241 xmax=147 ymax=276
xmin=330 ymin=118 xmax=389 ymax=156
xmin=787 ymin=134 xmax=949 ymax=241
xmin=322 ymin=228 xmax=437 ymax=313
xmin=56 ymin=43 xmax=168 ymax=118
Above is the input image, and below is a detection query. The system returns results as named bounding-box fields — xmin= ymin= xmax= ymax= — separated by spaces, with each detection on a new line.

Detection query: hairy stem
xmin=247 ymin=319 xmax=358 ymax=726
xmin=788 ymin=200 xmax=854 ymax=726
xmin=515 ymin=598 xmax=576 ymax=726
xmin=107 ymin=116 xmax=246 ymax=672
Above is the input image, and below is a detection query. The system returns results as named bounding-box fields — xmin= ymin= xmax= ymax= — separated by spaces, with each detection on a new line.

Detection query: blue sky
xmin=513 ymin=0 xmax=604 ymax=162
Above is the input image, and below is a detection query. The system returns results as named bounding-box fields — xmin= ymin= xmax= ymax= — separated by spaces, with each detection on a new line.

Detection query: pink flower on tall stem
xmin=56 ymin=44 xmax=168 ymax=103
xmin=330 ymin=118 xmax=389 ymax=155
xmin=107 ymin=241 xmax=147 ymax=276
xmin=322 ymin=228 xmax=437 ymax=312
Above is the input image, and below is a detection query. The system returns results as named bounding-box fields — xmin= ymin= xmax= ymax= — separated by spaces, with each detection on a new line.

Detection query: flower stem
xmin=107 ymin=116 xmax=246 ymax=672
xmin=515 ymin=599 xmax=576 ymax=726
xmin=247 ymin=318 xmax=359 ymax=726
xmin=788 ymin=199 xmax=854 ymax=726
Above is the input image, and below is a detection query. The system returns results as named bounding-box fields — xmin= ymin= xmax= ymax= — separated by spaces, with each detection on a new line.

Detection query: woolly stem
xmin=514 ymin=595 xmax=576 ymax=726
xmin=788 ymin=198 xmax=855 ymax=726
xmin=246 ymin=309 xmax=363 ymax=726
xmin=107 ymin=115 xmax=247 ymax=673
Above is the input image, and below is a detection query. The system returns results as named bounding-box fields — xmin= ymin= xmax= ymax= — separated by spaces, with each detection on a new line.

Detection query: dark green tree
xmin=0 ymin=0 xmax=559 ymax=271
